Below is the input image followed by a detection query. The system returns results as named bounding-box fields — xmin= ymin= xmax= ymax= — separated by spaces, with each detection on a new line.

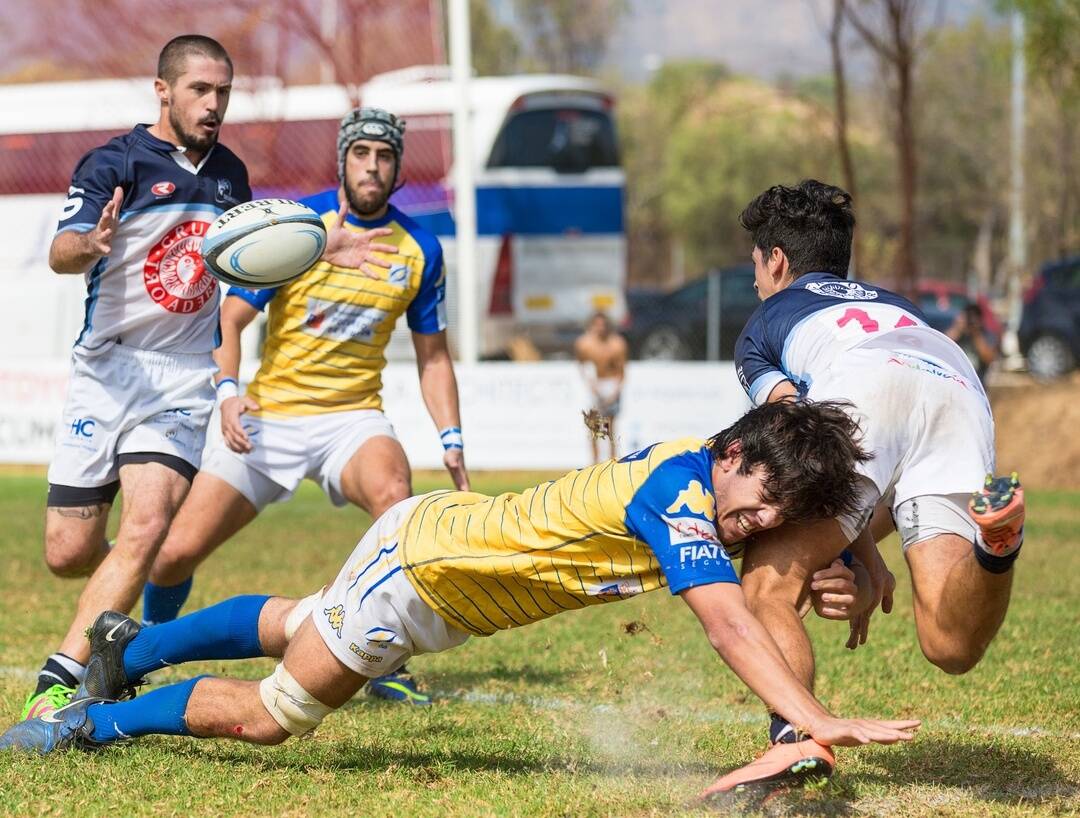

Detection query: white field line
xmin=2 ymin=665 xmax=1076 ymax=741
xmin=430 ymin=687 xmax=1080 ymax=742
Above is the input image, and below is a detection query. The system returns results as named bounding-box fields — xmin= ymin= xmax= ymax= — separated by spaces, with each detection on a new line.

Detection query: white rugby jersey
xmin=56 ymin=125 xmax=251 ymax=353
xmin=735 ymin=273 xmax=983 ymax=406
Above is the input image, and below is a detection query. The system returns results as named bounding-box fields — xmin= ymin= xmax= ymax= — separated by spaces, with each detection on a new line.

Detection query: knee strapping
xmin=258 ymin=662 xmax=333 ymax=736
xmin=284 ymin=591 xmax=322 ymax=641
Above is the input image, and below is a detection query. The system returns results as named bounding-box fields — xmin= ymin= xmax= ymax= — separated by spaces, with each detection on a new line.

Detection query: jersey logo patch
xmin=804 ymin=280 xmax=879 ymax=301
xmin=666 ymin=480 xmax=715 ymax=517
xmin=151 ymin=181 xmax=175 ymax=197
xmin=143 ymin=220 xmax=217 ymax=314
xmin=303 ymin=299 xmax=388 ymax=342
xmin=387 ymin=265 xmax=409 ymax=287
xmin=586 ymin=578 xmax=644 ymax=598
xmin=323 ymin=605 xmax=345 ymax=638
xmin=661 ymin=515 xmax=719 ymax=546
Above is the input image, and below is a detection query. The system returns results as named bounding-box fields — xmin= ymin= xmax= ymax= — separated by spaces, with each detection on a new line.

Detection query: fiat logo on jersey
xmin=151 ymin=181 xmax=176 ymax=197
xmin=143 ymin=220 xmax=217 ymax=314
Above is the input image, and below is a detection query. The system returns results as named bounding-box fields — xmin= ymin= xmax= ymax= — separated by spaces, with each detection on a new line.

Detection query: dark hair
xmin=739 ymin=180 xmax=855 ymax=277
xmin=157 ymin=35 xmax=233 ymax=85
xmin=707 ymin=400 xmax=871 ymax=523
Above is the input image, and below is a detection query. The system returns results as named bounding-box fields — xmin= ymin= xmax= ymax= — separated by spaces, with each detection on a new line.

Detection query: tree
xmin=1007 ymin=0 xmax=1080 ymax=258
xmin=844 ymin=0 xmax=938 ymax=295
xmin=828 ymin=0 xmax=864 ymax=276
xmin=512 ymin=0 xmax=628 ymax=74
xmin=470 ymin=0 xmax=523 ymax=76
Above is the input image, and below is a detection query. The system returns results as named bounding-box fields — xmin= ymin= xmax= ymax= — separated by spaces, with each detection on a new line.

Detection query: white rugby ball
xmin=202 ymin=198 xmax=327 ymax=289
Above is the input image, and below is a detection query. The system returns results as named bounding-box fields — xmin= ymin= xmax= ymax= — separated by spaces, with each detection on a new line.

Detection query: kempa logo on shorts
xmin=805 ymin=280 xmax=879 ymax=301
xmin=143 ymin=220 xmax=217 ymax=314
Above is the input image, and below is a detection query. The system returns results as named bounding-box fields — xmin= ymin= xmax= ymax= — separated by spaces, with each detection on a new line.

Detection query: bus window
xmin=487 ymin=108 xmax=618 ymax=173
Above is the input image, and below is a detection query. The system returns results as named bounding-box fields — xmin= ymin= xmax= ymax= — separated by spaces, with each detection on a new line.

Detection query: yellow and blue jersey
xmin=396 ymin=438 xmax=738 ymax=636
xmin=229 ymin=189 xmax=446 ymax=415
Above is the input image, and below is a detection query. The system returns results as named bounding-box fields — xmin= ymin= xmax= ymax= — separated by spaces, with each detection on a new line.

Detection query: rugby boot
xmin=701 ymin=739 xmax=835 ymax=801
xmin=20 ymin=684 xmax=74 ymax=722
xmin=367 ymin=666 xmax=432 ymax=705
xmin=0 ymin=697 xmax=110 ymax=754
xmin=76 ymin=611 xmax=144 ymax=701
xmin=969 ymin=472 xmax=1025 ymax=555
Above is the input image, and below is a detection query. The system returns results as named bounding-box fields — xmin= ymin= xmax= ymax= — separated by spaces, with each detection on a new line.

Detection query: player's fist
xmin=809 ymin=559 xmax=859 ymax=620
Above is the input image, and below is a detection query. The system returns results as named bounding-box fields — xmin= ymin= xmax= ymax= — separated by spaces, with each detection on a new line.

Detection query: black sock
xmin=973 ymin=541 xmax=1021 ymax=574
xmin=769 ymin=712 xmax=806 ymax=744
xmin=34 ymin=653 xmax=85 ymax=696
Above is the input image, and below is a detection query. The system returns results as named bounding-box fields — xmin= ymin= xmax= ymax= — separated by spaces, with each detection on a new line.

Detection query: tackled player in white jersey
xmin=708 ymin=180 xmax=1026 ymax=797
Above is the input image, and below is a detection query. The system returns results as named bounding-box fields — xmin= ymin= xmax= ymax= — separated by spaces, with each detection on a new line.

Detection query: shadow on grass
xmin=168 ymin=739 xmax=716 ymax=780
xmin=721 ymin=735 xmax=1080 ymax=816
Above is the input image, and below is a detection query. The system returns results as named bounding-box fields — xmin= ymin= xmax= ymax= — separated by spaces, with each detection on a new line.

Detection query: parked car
xmin=1019 ymin=256 xmax=1080 ymax=379
xmin=625 ymin=265 xmax=760 ymax=360
xmin=913 ymin=280 xmax=1004 ymax=341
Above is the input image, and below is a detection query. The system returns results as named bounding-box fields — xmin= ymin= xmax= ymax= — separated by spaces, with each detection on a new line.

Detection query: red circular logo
xmin=143 ymin=220 xmax=217 ymax=314
xmin=151 ymin=181 xmax=176 ymax=197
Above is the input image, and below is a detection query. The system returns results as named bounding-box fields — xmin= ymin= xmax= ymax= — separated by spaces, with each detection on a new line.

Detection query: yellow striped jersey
xmin=397 ymin=438 xmax=738 ymax=636
xmin=228 ymin=190 xmax=446 ymax=415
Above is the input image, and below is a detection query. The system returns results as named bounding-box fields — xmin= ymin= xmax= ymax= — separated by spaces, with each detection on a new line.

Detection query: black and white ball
xmin=201 ymin=198 xmax=327 ymax=289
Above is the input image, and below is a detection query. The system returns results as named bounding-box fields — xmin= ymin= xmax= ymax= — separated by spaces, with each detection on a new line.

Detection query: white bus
xmin=0 ymin=68 xmax=626 ymax=360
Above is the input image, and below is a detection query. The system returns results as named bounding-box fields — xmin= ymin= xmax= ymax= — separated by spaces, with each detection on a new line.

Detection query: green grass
xmin=0 ymin=474 xmax=1077 ymax=817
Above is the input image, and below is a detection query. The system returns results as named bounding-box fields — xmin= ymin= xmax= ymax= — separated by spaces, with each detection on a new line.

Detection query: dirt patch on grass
xmin=990 ymin=372 xmax=1080 ymax=490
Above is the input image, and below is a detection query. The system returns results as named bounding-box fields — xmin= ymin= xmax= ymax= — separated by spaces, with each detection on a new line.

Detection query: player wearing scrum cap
xmin=140 ymin=107 xmax=470 ymax=705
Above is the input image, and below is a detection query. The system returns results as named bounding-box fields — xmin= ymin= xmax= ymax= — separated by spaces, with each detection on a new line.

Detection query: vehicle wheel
xmin=639 ymin=326 xmax=690 ymax=360
xmin=1026 ymin=334 xmax=1075 ymax=380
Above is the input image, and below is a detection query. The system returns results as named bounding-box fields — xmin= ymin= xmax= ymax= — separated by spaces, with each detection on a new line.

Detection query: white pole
xmin=449 ymin=0 xmax=479 ymax=364
xmin=1004 ymin=10 xmax=1026 ymax=361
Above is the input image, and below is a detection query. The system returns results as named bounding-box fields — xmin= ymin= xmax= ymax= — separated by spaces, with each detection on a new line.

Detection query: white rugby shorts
xmin=305 ymin=495 xmax=470 ymax=677
xmin=808 ymin=348 xmax=995 ymax=544
xmin=48 ymin=343 xmax=215 ymax=489
xmin=201 ymin=408 xmax=398 ymax=512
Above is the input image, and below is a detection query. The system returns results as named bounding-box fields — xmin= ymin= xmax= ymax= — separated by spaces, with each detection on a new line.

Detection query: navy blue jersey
xmin=57 ymin=125 xmax=251 ymax=352
xmin=735 ymin=273 xmax=974 ymax=405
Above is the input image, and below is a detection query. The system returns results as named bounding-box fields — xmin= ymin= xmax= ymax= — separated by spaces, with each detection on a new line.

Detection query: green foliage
xmin=470 ymin=0 xmax=522 ymax=76
xmin=0 ymin=474 xmax=1077 ymax=815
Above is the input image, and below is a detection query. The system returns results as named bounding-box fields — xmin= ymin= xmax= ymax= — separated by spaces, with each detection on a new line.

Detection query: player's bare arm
xmin=214 ymin=296 xmax=261 ymax=454
xmin=321 ymin=199 xmax=398 ymax=276
xmin=413 ymin=331 xmax=470 ymax=491
xmin=48 ymin=186 xmax=123 ymax=274
xmin=681 ymin=582 xmax=920 ymax=750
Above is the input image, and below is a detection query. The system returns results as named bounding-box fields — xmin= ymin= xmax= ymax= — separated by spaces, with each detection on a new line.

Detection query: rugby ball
xmin=201 ymin=198 xmax=327 ymax=289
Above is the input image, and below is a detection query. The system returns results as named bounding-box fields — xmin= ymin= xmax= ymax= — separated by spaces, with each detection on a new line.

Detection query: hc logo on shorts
xmin=70 ymin=418 xmax=96 ymax=438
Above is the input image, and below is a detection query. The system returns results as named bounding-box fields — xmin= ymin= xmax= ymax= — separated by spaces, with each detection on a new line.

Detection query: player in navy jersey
xmin=23 ymin=35 xmax=252 ymax=723
xmin=709 ymin=180 xmax=1026 ymax=797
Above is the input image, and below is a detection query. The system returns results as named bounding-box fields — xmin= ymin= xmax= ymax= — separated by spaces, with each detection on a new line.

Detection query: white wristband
xmin=439 ymin=426 xmax=463 ymax=451
xmin=216 ymin=378 xmax=239 ymax=401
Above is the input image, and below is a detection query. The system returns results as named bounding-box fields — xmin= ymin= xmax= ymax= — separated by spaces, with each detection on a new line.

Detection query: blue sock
xmin=123 ymin=595 xmax=270 ymax=682
xmin=87 ymin=675 xmax=207 ymax=742
xmin=141 ymin=577 xmax=194 ymax=626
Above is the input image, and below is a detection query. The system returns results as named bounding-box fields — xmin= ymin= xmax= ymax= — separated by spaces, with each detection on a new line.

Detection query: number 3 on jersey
xmin=836 ymin=307 xmax=917 ymax=334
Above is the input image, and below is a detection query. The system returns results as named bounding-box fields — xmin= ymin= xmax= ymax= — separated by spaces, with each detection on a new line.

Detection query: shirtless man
xmin=574 ymin=312 xmax=628 ymax=462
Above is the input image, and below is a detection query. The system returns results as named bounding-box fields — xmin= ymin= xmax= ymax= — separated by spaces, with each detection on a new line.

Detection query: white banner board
xmin=0 ymin=360 xmax=749 ymax=471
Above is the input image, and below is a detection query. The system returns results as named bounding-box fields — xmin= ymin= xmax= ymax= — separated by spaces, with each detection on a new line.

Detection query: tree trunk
xmin=894 ymin=41 xmax=918 ymax=297
xmin=830 ymin=0 xmax=863 ymax=278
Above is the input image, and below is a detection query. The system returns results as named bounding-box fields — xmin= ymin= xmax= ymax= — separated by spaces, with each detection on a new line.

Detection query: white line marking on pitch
xmin=0 ymin=666 xmax=1075 ymax=740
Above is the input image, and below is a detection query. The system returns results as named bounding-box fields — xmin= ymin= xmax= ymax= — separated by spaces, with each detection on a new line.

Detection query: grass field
xmin=0 ymin=473 xmax=1077 ymax=817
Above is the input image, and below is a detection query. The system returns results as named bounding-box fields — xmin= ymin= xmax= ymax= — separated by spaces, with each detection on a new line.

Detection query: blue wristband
xmin=439 ymin=426 xmax=463 ymax=451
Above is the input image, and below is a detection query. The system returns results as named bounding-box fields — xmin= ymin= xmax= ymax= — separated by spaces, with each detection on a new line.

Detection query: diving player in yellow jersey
xmin=140 ymin=108 xmax=470 ymax=703
xmin=3 ymin=401 xmax=921 ymax=800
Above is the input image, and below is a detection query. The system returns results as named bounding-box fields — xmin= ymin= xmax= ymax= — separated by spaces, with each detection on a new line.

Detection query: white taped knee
xmin=258 ymin=662 xmax=334 ymax=736
xmin=284 ymin=591 xmax=322 ymax=641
